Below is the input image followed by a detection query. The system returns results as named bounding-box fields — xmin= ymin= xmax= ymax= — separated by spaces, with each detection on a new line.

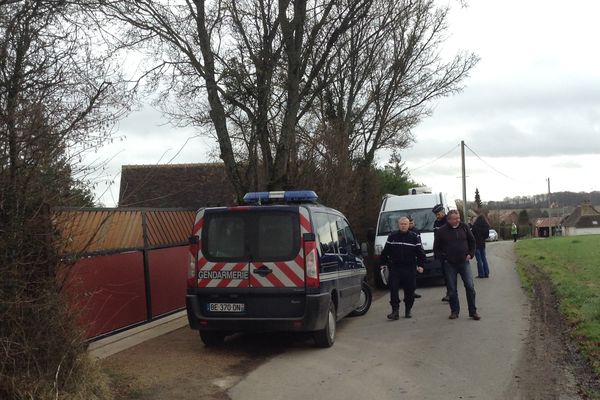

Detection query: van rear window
xmin=203 ymin=210 xmax=300 ymax=262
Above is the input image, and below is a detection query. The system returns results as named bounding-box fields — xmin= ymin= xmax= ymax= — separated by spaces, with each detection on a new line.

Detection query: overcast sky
xmin=88 ymin=0 xmax=600 ymax=206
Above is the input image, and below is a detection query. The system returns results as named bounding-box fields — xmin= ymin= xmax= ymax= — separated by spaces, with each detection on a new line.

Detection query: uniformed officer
xmin=380 ymin=217 xmax=425 ymax=320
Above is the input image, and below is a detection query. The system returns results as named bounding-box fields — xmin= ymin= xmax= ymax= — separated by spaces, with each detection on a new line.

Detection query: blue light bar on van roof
xmin=243 ymin=190 xmax=318 ymax=204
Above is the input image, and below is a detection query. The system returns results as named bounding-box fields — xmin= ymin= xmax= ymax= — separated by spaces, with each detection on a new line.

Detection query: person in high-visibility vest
xmin=511 ymin=222 xmax=518 ymax=242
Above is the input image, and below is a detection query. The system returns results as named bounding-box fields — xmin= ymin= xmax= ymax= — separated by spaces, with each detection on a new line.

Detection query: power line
xmin=408 ymin=143 xmax=460 ymax=172
xmin=463 ymin=143 xmax=532 ymax=184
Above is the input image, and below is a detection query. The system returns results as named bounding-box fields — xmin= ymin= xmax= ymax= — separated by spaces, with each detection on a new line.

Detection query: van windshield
xmin=377 ymin=208 xmax=437 ymax=235
xmin=203 ymin=210 xmax=300 ymax=262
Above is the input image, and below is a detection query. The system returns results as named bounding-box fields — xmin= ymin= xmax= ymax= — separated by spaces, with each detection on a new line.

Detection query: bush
xmin=0 ymin=210 xmax=112 ymax=399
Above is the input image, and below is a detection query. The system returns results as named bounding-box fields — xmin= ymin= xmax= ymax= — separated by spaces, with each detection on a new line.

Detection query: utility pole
xmin=461 ymin=140 xmax=467 ymax=221
xmin=546 ymin=177 xmax=551 ymax=215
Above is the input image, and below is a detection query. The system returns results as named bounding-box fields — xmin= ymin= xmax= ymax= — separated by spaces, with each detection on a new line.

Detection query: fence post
xmin=141 ymin=211 xmax=153 ymax=322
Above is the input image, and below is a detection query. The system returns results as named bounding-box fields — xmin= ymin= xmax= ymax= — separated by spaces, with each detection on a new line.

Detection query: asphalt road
xmin=228 ymin=241 xmax=531 ymax=400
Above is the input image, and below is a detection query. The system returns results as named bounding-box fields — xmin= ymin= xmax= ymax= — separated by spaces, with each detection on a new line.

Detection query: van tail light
xmin=188 ymin=235 xmax=200 ymax=288
xmin=303 ymin=235 xmax=319 ymax=288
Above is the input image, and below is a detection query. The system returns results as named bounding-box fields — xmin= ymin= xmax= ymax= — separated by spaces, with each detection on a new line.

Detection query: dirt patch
xmin=515 ymin=263 xmax=600 ymax=399
xmin=102 ymin=286 xmax=385 ymax=400
xmin=101 ymin=328 xmax=301 ymax=400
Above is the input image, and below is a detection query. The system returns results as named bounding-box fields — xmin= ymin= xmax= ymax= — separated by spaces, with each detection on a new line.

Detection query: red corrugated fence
xmin=56 ymin=208 xmax=195 ymax=340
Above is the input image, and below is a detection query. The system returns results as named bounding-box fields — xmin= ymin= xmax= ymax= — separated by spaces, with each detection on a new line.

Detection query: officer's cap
xmin=432 ymin=204 xmax=444 ymax=214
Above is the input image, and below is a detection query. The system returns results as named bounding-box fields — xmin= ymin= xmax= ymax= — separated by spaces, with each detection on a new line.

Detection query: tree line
xmin=486 ymin=191 xmax=600 ymax=210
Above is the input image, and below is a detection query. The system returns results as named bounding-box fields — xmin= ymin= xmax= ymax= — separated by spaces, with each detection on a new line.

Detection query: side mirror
xmin=366 ymin=228 xmax=375 ymax=243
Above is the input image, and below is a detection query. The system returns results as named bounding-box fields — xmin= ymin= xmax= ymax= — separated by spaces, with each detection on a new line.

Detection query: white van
xmin=373 ymin=187 xmax=452 ymax=287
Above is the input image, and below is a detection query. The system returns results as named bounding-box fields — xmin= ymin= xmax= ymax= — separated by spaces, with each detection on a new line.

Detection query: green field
xmin=516 ymin=235 xmax=600 ymax=374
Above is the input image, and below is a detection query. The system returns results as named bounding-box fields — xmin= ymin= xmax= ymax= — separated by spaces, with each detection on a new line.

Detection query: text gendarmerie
xmin=198 ymin=270 xmax=249 ymax=280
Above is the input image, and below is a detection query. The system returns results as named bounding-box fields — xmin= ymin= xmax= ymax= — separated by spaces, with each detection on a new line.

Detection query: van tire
xmin=200 ymin=331 xmax=225 ymax=347
xmin=314 ymin=301 xmax=336 ymax=348
xmin=349 ymin=281 xmax=372 ymax=317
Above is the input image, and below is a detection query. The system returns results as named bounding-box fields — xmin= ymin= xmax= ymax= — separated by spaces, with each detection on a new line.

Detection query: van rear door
xmin=197 ymin=209 xmax=251 ymax=289
xmin=247 ymin=209 xmax=305 ymax=289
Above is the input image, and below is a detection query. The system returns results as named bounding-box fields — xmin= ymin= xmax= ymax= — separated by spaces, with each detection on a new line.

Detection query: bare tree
xmin=306 ymin=0 xmax=478 ymax=167
xmin=0 ymin=1 xmax=127 ymax=398
xmin=290 ymin=0 xmax=477 ymax=236
xmin=96 ymin=0 xmax=476 ymax=201
xmin=95 ymin=0 xmax=374 ymax=196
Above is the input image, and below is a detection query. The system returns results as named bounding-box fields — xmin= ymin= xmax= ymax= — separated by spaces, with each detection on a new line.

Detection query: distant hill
xmin=486 ymin=191 xmax=600 ymax=210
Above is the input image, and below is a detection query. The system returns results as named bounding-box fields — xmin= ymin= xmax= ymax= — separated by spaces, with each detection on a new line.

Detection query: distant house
xmin=562 ymin=203 xmax=600 ymax=236
xmin=534 ymin=217 xmax=564 ymax=237
xmin=488 ymin=210 xmax=519 ymax=225
xmin=118 ymin=163 xmax=237 ymax=208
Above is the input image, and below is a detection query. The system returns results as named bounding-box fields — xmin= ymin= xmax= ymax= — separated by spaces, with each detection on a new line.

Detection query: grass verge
xmin=516 ymin=235 xmax=600 ymax=375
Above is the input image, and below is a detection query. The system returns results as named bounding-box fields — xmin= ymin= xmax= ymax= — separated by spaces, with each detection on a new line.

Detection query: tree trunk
xmin=272 ymin=0 xmax=306 ymax=190
xmin=194 ymin=1 xmax=245 ymax=200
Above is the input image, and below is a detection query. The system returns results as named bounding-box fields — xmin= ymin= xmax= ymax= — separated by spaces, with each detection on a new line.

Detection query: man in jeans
xmin=471 ymin=212 xmax=491 ymax=278
xmin=433 ymin=210 xmax=481 ymax=320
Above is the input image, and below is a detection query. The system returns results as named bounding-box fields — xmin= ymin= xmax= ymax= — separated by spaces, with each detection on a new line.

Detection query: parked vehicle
xmin=487 ymin=229 xmax=499 ymax=241
xmin=373 ymin=187 xmax=452 ymax=287
xmin=186 ymin=190 xmax=372 ymax=348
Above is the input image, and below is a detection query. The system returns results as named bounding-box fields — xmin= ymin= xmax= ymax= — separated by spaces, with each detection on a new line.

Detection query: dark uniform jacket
xmin=433 ymin=222 xmax=476 ymax=265
xmin=433 ymin=216 xmax=447 ymax=260
xmin=433 ymin=216 xmax=447 ymax=231
xmin=381 ymin=230 xmax=426 ymax=271
xmin=471 ymin=216 xmax=491 ymax=249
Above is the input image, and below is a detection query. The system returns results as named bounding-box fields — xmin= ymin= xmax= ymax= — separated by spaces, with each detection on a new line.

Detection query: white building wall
xmin=565 ymin=227 xmax=600 ymax=236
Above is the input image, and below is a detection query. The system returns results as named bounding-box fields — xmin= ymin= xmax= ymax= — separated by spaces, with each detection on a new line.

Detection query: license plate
xmin=207 ymin=303 xmax=245 ymax=313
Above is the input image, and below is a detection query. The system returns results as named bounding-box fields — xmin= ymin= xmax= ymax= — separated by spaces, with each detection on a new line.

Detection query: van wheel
xmin=199 ymin=331 xmax=225 ymax=347
xmin=314 ymin=301 xmax=336 ymax=348
xmin=350 ymin=281 xmax=372 ymax=317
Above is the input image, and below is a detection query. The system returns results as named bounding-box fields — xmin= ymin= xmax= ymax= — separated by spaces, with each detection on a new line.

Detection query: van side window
xmin=315 ymin=213 xmax=334 ymax=254
xmin=327 ymin=214 xmax=341 ymax=254
xmin=336 ymin=217 xmax=356 ymax=254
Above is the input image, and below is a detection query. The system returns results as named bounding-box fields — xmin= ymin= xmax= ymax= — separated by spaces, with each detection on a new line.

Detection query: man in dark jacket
xmin=433 ymin=210 xmax=481 ymax=320
xmin=432 ymin=204 xmax=450 ymax=302
xmin=471 ymin=213 xmax=491 ymax=278
xmin=381 ymin=217 xmax=425 ymax=320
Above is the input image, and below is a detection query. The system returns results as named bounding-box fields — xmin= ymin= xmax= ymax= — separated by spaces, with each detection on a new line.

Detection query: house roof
xmin=534 ymin=217 xmax=564 ymax=228
xmin=118 ymin=163 xmax=237 ymax=208
xmin=562 ymin=203 xmax=600 ymax=228
xmin=489 ymin=210 xmax=519 ymax=224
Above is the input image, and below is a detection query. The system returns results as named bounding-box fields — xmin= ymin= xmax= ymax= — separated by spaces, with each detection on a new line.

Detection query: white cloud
xmin=397 ymin=0 xmax=600 ymax=202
